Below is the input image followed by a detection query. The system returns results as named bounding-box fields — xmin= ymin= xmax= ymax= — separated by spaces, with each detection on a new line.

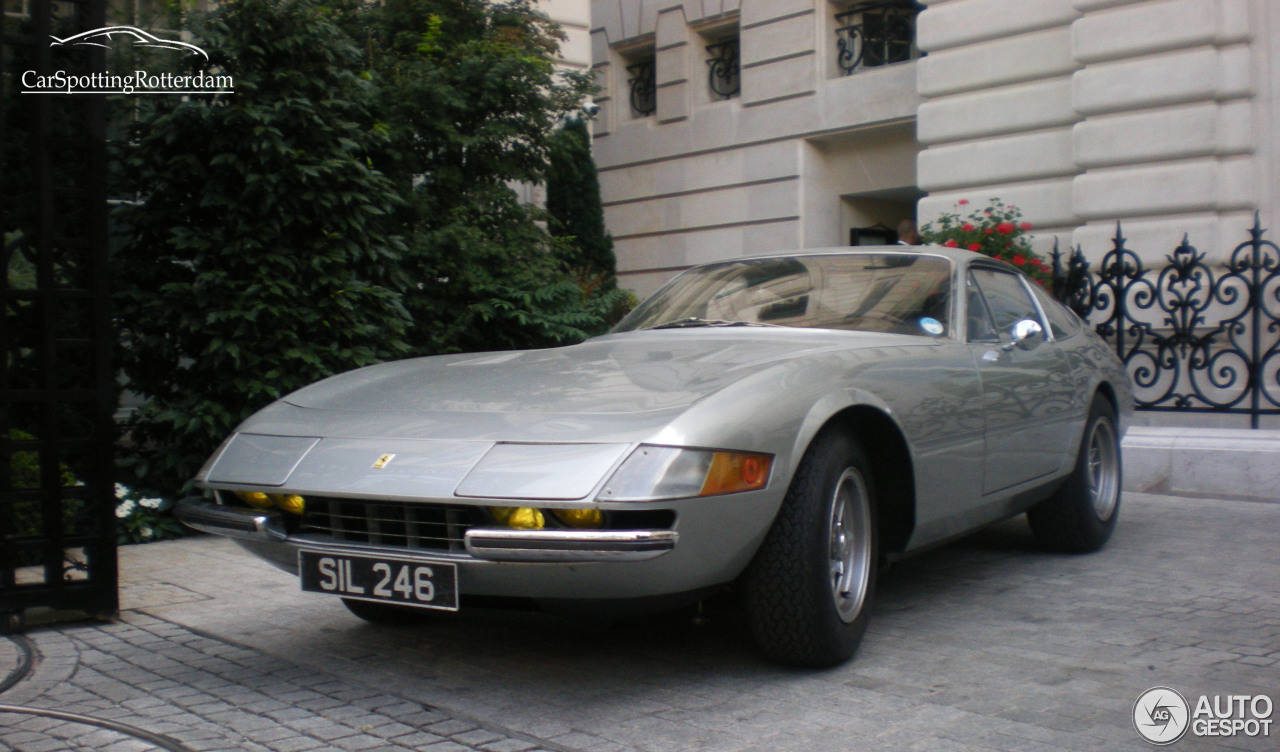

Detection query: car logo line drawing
xmin=50 ymin=26 xmax=209 ymax=62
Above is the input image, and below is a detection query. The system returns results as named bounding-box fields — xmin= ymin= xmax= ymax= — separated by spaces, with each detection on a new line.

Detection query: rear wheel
xmin=744 ymin=430 xmax=878 ymax=667
xmin=1028 ymin=394 xmax=1121 ymax=553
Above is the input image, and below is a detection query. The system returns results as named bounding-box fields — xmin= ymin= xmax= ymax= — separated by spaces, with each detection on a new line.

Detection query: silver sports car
xmin=177 ymin=246 xmax=1132 ymax=666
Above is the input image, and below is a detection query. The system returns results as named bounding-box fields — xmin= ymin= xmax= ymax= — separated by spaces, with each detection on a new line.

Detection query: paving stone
xmin=3 ymin=493 xmax=1277 ymax=752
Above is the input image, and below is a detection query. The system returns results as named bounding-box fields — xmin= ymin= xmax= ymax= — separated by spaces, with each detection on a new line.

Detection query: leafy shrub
xmin=115 ymin=485 xmax=185 ymax=545
xmin=113 ymin=0 xmax=632 ymax=505
xmin=113 ymin=0 xmax=414 ymax=500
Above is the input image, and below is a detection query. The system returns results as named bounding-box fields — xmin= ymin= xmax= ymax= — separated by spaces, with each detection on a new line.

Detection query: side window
xmin=969 ymin=267 xmax=1042 ymax=340
xmin=1029 ymin=282 xmax=1082 ymax=340
xmin=966 ymin=273 xmax=997 ymax=342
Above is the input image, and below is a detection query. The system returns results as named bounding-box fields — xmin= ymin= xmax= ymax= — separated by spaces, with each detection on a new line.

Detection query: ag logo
xmin=1134 ymin=687 xmax=1190 ymax=745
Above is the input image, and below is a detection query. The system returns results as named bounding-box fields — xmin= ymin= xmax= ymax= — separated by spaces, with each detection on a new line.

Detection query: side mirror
xmin=1004 ymin=319 xmax=1044 ymax=352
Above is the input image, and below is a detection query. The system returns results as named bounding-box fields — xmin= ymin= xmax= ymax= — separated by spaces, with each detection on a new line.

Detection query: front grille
xmin=298 ymin=497 xmax=480 ymax=553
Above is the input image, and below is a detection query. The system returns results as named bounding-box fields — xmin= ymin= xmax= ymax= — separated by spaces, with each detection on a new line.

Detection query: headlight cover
xmin=598 ymin=445 xmax=773 ymax=501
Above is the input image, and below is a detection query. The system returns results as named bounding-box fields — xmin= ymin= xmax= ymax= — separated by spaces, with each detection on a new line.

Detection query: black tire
xmin=1027 ymin=394 xmax=1122 ymax=553
xmin=341 ymin=598 xmax=437 ymax=625
xmin=743 ymin=430 xmax=878 ymax=667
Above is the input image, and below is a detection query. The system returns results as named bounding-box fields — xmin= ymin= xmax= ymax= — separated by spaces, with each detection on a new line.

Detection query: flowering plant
xmin=920 ymin=198 xmax=1051 ymax=286
xmin=116 ymin=484 xmax=185 ymax=544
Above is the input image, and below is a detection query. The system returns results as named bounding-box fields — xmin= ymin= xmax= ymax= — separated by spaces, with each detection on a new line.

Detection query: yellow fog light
xmin=553 ymin=508 xmax=603 ymax=529
xmin=493 ymin=506 xmax=545 ymax=530
xmin=236 ymin=491 xmax=272 ymax=509
xmin=273 ymin=494 xmax=306 ymax=515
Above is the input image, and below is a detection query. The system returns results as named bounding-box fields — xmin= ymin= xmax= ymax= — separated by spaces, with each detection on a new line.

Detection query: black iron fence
xmin=1051 ymin=214 xmax=1280 ymax=429
xmin=2 ymin=0 xmax=117 ymax=631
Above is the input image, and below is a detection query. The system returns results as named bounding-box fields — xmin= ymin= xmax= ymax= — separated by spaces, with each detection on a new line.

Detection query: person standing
xmin=897 ymin=219 xmax=920 ymax=245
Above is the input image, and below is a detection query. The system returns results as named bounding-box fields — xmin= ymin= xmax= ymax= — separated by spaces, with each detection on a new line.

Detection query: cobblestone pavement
xmin=2 ymin=491 xmax=1277 ymax=752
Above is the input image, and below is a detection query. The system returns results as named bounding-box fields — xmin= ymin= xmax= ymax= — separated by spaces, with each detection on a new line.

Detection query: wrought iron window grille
xmin=835 ymin=0 xmax=922 ymax=76
xmin=1051 ymin=214 xmax=1280 ymax=428
xmin=705 ymin=38 xmax=740 ymax=100
xmin=626 ymin=57 xmax=657 ymax=117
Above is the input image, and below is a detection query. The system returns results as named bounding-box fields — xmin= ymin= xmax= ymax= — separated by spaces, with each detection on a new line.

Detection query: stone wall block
xmin=741 ymin=53 xmax=815 ymax=106
xmin=740 ymin=11 xmax=814 ymax=68
xmin=1073 ymin=159 xmax=1220 ymax=218
xmin=919 ymin=178 xmax=1078 ymax=230
xmin=1070 ymin=211 xmax=1258 ymax=267
xmin=655 ymin=9 xmax=690 ymax=124
xmin=917 ymin=0 xmax=1079 ymax=53
xmin=917 ymin=78 xmax=1077 ymax=145
xmin=1073 ymin=102 xmax=1255 ymax=169
xmin=740 ymin=0 xmax=812 ymax=28
xmin=606 ymin=178 xmax=799 ymax=239
xmin=918 ymin=129 xmax=1076 ymax=192
xmin=1072 ymin=45 xmax=1253 ymax=116
xmin=1071 ymin=0 xmax=1145 ymax=11
xmin=593 ymin=0 xmax=624 ymax=42
xmin=1071 ymin=0 xmax=1231 ymax=64
xmin=918 ymin=28 xmax=1079 ymax=98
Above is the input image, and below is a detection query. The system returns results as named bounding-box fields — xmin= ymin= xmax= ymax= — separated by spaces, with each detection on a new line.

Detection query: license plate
xmin=298 ymin=550 xmax=459 ymax=612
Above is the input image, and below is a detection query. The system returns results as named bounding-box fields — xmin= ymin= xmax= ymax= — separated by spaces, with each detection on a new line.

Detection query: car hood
xmin=282 ymin=328 xmax=915 ymax=416
xmin=205 ymin=329 xmax=937 ymax=498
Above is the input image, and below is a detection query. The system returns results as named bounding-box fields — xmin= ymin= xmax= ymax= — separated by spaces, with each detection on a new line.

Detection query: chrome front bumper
xmin=175 ymin=497 xmax=677 ymax=563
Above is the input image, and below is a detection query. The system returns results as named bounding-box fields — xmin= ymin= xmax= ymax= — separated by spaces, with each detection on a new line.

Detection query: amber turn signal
xmin=699 ymin=452 xmax=773 ymax=496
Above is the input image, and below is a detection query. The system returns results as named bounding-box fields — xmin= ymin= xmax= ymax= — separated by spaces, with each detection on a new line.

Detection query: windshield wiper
xmin=649 ymin=317 xmax=781 ymax=330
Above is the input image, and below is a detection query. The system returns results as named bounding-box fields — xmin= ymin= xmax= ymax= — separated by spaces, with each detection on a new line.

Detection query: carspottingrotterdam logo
xmin=21 ymin=26 xmax=233 ymax=95
xmin=1134 ymin=687 xmax=1190 ymax=745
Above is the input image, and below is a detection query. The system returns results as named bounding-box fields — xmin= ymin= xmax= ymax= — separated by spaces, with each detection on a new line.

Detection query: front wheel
xmin=1028 ymin=394 xmax=1122 ymax=553
xmin=743 ymin=430 xmax=878 ymax=667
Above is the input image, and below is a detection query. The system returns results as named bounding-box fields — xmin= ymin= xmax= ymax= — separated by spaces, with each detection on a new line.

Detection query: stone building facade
xmin=588 ymin=0 xmax=1279 ymax=297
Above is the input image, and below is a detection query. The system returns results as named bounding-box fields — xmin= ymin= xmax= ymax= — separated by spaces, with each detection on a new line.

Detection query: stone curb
xmin=1122 ymin=427 xmax=1280 ymax=502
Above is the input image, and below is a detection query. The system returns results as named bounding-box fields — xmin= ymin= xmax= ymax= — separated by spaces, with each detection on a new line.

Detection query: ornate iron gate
xmin=1053 ymin=216 xmax=1280 ymax=429
xmin=1 ymin=0 xmax=116 ymax=631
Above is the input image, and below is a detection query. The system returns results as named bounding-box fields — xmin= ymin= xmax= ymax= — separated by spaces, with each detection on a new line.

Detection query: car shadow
xmin=328 ymin=513 xmax=1060 ymax=680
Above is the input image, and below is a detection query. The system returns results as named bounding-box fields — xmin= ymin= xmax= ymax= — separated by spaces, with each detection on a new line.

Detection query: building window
xmin=705 ymin=36 xmax=740 ymax=100
xmin=835 ymin=0 xmax=922 ymax=76
xmin=626 ymin=56 xmax=656 ymax=118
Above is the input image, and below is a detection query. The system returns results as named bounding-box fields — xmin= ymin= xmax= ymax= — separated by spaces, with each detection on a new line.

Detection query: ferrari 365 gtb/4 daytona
xmin=178 ymin=246 xmax=1132 ymax=666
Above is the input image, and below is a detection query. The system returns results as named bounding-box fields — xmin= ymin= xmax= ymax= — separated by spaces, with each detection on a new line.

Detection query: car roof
xmin=727 ymin=244 xmax=993 ymax=265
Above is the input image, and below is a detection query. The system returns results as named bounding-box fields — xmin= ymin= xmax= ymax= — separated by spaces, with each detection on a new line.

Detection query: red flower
xmin=944 ymin=239 xmax=959 ymax=248
xmin=962 ymin=223 xmax=975 ymax=232
xmin=1012 ymin=254 xmax=1027 ymax=266
xmin=996 ymin=222 xmax=1015 ymax=235
xmin=958 ymin=199 xmax=969 ymax=206
xmin=1020 ymin=222 xmax=1032 ymax=230
xmin=984 ymin=228 xmax=993 ymax=235
xmin=968 ymin=243 xmax=982 ymax=251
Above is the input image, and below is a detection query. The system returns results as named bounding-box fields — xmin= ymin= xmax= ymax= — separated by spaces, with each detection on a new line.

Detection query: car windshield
xmin=615 ymin=253 xmax=953 ymax=337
